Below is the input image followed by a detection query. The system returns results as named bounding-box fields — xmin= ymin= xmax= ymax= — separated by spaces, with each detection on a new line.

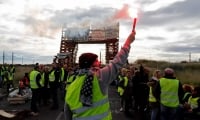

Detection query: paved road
xmin=1 ymin=86 xmax=197 ymax=120
xmin=0 ymin=86 xmax=136 ymax=120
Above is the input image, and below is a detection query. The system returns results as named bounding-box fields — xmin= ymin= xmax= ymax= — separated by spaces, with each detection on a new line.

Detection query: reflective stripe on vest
xmin=73 ymin=111 xmax=110 ymax=120
xmin=66 ymin=74 xmax=112 ymax=120
xmin=188 ymin=96 xmax=200 ymax=109
xmin=30 ymin=70 xmax=40 ymax=89
xmin=117 ymin=76 xmax=128 ymax=96
xmin=49 ymin=71 xmax=55 ymax=82
xmin=182 ymin=92 xmax=191 ymax=101
xmin=160 ymin=78 xmax=179 ymax=107
xmin=3 ymin=71 xmax=9 ymax=81
xmin=40 ymin=73 xmax=45 ymax=87
xmin=60 ymin=68 xmax=64 ymax=82
xmin=65 ymin=74 xmax=76 ymax=90
xmin=149 ymin=86 xmax=157 ymax=102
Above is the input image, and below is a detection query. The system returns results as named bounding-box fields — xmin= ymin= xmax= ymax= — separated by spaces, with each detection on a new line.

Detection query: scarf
xmin=80 ymin=69 xmax=94 ymax=106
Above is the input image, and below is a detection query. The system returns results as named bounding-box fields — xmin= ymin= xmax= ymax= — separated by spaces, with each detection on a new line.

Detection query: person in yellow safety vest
xmin=38 ymin=64 xmax=45 ymax=106
xmin=41 ymin=66 xmax=50 ymax=106
xmin=65 ymin=68 xmax=77 ymax=91
xmin=9 ymin=64 xmax=15 ymax=80
xmin=1 ymin=65 xmax=7 ymax=88
xmin=60 ymin=64 xmax=69 ymax=100
xmin=147 ymin=70 xmax=161 ymax=120
xmin=3 ymin=70 xmax=13 ymax=94
xmin=49 ymin=63 xmax=61 ymax=110
xmin=64 ymin=31 xmax=136 ymax=120
xmin=0 ymin=66 xmax=3 ymax=88
xmin=154 ymin=68 xmax=184 ymax=120
xmin=183 ymin=86 xmax=200 ymax=119
xmin=117 ymin=68 xmax=128 ymax=112
xmin=122 ymin=70 xmax=134 ymax=116
xmin=29 ymin=64 xmax=42 ymax=116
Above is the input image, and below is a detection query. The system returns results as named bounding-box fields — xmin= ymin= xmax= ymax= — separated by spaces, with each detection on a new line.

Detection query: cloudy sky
xmin=0 ymin=0 xmax=200 ymax=64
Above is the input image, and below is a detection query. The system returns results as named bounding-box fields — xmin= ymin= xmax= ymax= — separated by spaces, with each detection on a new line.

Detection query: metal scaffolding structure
xmin=57 ymin=22 xmax=119 ymax=67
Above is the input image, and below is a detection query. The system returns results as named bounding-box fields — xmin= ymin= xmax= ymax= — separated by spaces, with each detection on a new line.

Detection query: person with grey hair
xmin=64 ymin=31 xmax=136 ymax=120
xmin=154 ymin=68 xmax=184 ymax=120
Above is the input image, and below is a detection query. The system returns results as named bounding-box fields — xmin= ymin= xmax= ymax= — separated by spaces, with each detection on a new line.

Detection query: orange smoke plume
xmin=113 ymin=4 xmax=131 ymax=20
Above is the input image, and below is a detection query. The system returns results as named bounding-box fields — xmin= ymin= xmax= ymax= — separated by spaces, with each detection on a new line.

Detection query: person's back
xmin=155 ymin=68 xmax=184 ymax=120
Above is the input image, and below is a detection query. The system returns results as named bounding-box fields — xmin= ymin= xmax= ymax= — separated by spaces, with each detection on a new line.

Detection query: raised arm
xmin=98 ymin=31 xmax=136 ymax=88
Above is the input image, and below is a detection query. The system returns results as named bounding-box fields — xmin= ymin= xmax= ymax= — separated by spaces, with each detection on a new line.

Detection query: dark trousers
xmin=49 ymin=82 xmax=59 ymax=109
xmin=31 ymin=88 xmax=40 ymax=112
xmin=43 ymin=87 xmax=50 ymax=105
xmin=6 ymin=81 xmax=14 ymax=93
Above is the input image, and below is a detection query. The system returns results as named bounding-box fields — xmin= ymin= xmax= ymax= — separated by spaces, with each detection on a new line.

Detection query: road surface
xmin=0 ymin=86 xmax=136 ymax=120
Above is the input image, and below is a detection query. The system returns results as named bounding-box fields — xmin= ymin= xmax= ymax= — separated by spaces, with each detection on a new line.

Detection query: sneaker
xmin=30 ymin=112 xmax=39 ymax=116
xmin=120 ymin=107 xmax=124 ymax=112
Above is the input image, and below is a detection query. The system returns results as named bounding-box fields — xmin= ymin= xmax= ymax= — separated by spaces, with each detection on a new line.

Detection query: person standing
xmin=117 ymin=68 xmax=129 ymax=112
xmin=49 ymin=63 xmax=61 ymax=110
xmin=29 ymin=64 xmax=42 ymax=116
xmin=64 ymin=31 xmax=136 ymax=120
xmin=155 ymin=68 xmax=184 ymax=120
xmin=132 ymin=65 xmax=150 ymax=115
xmin=183 ymin=86 xmax=200 ymax=119
xmin=10 ymin=64 xmax=15 ymax=80
xmin=123 ymin=69 xmax=134 ymax=116
xmin=147 ymin=70 xmax=162 ymax=120
xmin=42 ymin=66 xmax=50 ymax=106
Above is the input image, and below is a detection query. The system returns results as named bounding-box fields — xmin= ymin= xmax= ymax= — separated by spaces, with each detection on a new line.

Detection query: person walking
xmin=64 ymin=31 xmax=136 ymax=120
xmin=155 ymin=68 xmax=184 ymax=120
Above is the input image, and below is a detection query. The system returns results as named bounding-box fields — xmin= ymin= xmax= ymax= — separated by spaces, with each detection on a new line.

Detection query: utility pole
xmin=22 ymin=56 xmax=23 ymax=65
xmin=12 ymin=52 xmax=14 ymax=65
xmin=3 ymin=51 xmax=5 ymax=65
xmin=189 ymin=52 xmax=191 ymax=62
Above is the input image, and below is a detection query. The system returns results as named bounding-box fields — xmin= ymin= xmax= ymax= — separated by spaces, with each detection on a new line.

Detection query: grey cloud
xmin=146 ymin=36 xmax=166 ymax=41
xmin=0 ymin=0 xmax=8 ymax=4
xmin=0 ymin=50 xmax=54 ymax=64
xmin=140 ymin=0 xmax=200 ymax=27
xmin=51 ymin=7 xmax=115 ymax=27
xmin=158 ymin=34 xmax=200 ymax=53
xmin=139 ymin=0 xmax=157 ymax=5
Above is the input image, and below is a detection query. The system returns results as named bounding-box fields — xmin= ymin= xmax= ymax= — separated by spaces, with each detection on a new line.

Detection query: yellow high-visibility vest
xmin=160 ymin=78 xmax=179 ymax=107
xmin=66 ymin=74 xmax=112 ymax=120
xmin=29 ymin=70 xmax=40 ymax=89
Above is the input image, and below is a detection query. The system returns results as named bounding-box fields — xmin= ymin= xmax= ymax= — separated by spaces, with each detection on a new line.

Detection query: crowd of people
xmin=0 ymin=64 xmax=15 ymax=93
xmin=0 ymin=30 xmax=200 ymax=120
xmin=115 ymin=65 xmax=200 ymax=120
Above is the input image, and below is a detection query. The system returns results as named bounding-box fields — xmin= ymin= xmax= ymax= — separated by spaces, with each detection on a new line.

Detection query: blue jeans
xmin=160 ymin=104 xmax=177 ymax=120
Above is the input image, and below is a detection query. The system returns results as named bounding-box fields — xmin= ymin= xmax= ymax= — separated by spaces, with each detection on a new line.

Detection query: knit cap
xmin=79 ymin=53 xmax=98 ymax=69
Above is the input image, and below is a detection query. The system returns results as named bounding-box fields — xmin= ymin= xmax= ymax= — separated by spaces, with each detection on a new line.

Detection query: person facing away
xmin=132 ymin=65 xmax=150 ymax=113
xmin=154 ymin=68 xmax=184 ymax=120
xmin=64 ymin=31 xmax=136 ymax=120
